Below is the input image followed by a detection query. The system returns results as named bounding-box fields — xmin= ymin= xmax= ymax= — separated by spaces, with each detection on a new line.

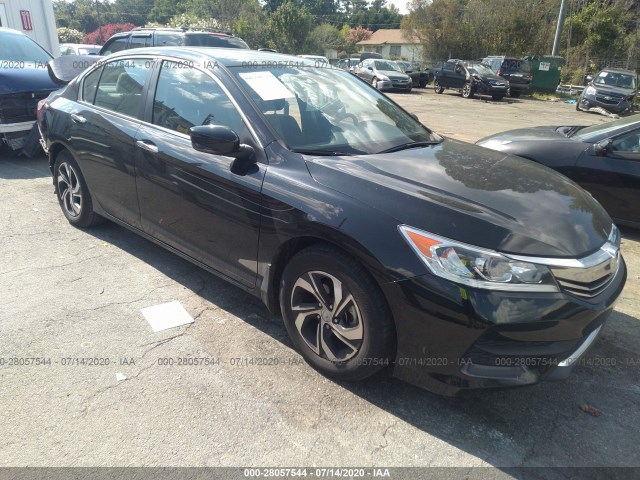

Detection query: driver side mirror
xmin=367 ymin=66 xmax=373 ymax=70
xmin=190 ymin=125 xmax=257 ymax=174
xmin=594 ymin=138 xmax=612 ymax=156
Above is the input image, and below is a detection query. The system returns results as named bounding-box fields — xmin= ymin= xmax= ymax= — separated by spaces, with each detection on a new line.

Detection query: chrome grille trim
xmin=505 ymin=226 xmax=621 ymax=299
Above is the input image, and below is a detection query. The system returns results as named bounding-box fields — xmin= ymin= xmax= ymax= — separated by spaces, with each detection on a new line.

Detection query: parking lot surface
xmin=1 ymin=90 xmax=639 ymax=475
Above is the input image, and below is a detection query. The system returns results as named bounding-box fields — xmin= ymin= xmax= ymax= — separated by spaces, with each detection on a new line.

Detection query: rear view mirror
xmin=594 ymin=138 xmax=612 ymax=156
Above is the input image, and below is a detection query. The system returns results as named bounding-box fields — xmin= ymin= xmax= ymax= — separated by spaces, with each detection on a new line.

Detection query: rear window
xmin=500 ymin=59 xmax=531 ymax=74
xmin=185 ymin=34 xmax=249 ymax=49
xmin=0 ymin=31 xmax=52 ymax=63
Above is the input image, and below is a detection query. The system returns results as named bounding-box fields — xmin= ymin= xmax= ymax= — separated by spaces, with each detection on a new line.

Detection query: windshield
xmin=593 ymin=71 xmax=637 ymax=90
xmin=572 ymin=115 xmax=640 ymax=141
xmin=0 ymin=32 xmax=52 ymax=63
xmin=500 ymin=59 xmax=530 ymax=74
xmin=232 ymin=65 xmax=439 ymax=155
xmin=374 ymin=61 xmax=401 ymax=72
xmin=185 ymin=33 xmax=249 ymax=49
xmin=466 ymin=64 xmax=494 ymax=76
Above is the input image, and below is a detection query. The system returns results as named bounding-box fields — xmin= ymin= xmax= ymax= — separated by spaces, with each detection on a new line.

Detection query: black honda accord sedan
xmin=38 ymin=48 xmax=626 ymax=396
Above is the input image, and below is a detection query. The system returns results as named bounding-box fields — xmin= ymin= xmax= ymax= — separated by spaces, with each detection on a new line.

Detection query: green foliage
xmin=403 ymin=0 xmax=638 ymax=73
xmin=264 ymin=0 xmax=313 ymax=53
xmin=309 ymin=24 xmax=345 ymax=54
xmin=57 ymin=27 xmax=84 ymax=43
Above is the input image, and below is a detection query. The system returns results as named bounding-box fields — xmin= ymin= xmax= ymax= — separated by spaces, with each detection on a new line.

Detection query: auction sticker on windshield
xmin=239 ymin=71 xmax=295 ymax=101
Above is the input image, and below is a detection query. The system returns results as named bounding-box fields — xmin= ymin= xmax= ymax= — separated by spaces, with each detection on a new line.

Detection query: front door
xmin=135 ymin=60 xmax=266 ymax=287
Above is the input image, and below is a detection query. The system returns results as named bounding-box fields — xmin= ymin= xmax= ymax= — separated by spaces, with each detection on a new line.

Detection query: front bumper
xmin=382 ymin=255 xmax=626 ymax=396
xmin=476 ymin=83 xmax=509 ymax=96
xmin=378 ymin=79 xmax=412 ymax=91
xmin=580 ymin=92 xmax=633 ymax=114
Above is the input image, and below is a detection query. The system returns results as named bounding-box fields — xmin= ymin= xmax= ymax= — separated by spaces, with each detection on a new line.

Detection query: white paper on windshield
xmin=600 ymin=71 xmax=608 ymax=77
xmin=239 ymin=71 xmax=295 ymax=101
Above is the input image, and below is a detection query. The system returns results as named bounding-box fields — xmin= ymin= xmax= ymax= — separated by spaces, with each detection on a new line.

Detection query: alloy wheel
xmin=289 ymin=270 xmax=363 ymax=362
xmin=57 ymin=162 xmax=83 ymax=218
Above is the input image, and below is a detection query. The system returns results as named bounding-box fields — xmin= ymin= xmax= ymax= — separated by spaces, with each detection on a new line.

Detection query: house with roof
xmin=356 ymin=29 xmax=424 ymax=62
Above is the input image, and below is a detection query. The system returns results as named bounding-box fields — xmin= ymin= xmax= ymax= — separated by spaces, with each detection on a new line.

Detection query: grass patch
xmin=531 ymin=91 xmax=576 ymax=101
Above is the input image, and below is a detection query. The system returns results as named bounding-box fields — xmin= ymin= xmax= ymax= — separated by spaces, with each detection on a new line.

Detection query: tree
xmin=83 ymin=23 xmax=135 ymax=44
xmin=57 ymin=27 xmax=84 ymax=43
xmin=265 ymin=0 xmax=313 ymax=53
xmin=309 ymin=23 xmax=344 ymax=54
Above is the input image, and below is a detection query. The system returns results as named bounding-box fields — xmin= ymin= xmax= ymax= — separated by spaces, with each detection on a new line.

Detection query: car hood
xmin=305 ymin=139 xmax=611 ymax=258
xmin=0 ymin=63 xmax=59 ymax=95
xmin=376 ymin=69 xmax=410 ymax=79
xmin=589 ymin=83 xmax=635 ymax=96
xmin=476 ymin=126 xmax=570 ymax=144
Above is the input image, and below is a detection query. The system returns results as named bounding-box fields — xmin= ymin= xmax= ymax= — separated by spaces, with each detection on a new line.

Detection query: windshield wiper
xmin=564 ymin=126 xmax=585 ymax=137
xmin=377 ymin=141 xmax=439 ymax=154
xmin=292 ymin=148 xmax=355 ymax=156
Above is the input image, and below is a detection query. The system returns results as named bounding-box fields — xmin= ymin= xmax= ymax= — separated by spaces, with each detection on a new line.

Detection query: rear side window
xmin=93 ymin=59 xmax=152 ymax=117
xmin=155 ymin=32 xmax=184 ymax=46
xmin=185 ymin=34 xmax=249 ymax=49
xmin=82 ymin=67 xmax=102 ymax=103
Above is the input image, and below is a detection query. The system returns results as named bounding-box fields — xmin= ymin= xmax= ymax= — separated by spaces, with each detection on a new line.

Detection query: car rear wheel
xmin=510 ymin=90 xmax=521 ymax=98
xmin=462 ymin=83 xmax=474 ymax=98
xmin=279 ymin=245 xmax=395 ymax=381
xmin=434 ymin=79 xmax=444 ymax=94
xmin=54 ymin=150 xmax=104 ymax=228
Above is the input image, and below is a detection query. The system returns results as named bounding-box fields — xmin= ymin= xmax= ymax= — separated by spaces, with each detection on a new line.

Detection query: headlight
xmin=585 ymin=86 xmax=597 ymax=95
xmin=399 ymin=226 xmax=559 ymax=292
xmin=377 ymin=74 xmax=389 ymax=81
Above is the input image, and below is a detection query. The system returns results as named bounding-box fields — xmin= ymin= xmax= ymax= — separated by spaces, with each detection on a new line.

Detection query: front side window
xmin=93 ymin=59 xmax=152 ymax=117
xmin=233 ymin=65 xmax=439 ymax=154
xmin=612 ymin=130 xmax=640 ymax=153
xmin=152 ymin=61 xmax=244 ymax=136
xmin=101 ymin=37 xmax=128 ymax=56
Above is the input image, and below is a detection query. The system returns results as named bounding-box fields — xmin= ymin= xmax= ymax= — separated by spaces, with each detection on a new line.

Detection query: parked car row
xmin=34 ymin=47 xmax=628 ymax=397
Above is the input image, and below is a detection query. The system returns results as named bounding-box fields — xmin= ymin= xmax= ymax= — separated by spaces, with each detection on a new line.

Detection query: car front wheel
xmin=462 ymin=83 xmax=474 ymax=98
xmin=280 ymin=245 xmax=395 ymax=381
xmin=54 ymin=150 xmax=103 ymax=227
xmin=434 ymin=79 xmax=444 ymax=94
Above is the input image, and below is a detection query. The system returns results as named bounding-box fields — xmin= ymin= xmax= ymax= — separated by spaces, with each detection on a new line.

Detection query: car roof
xmin=599 ymin=68 xmax=637 ymax=75
xmin=104 ymin=46 xmax=317 ymax=67
xmin=0 ymin=27 xmax=27 ymax=37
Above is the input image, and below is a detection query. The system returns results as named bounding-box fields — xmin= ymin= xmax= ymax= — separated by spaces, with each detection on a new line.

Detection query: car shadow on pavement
xmin=0 ymin=151 xmax=50 ymax=179
xmin=86 ymin=221 xmax=640 ymax=474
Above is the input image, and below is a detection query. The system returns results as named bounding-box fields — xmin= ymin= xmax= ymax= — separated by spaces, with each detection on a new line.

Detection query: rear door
xmin=134 ymin=60 xmax=266 ymax=286
xmin=71 ymin=58 xmax=154 ymax=228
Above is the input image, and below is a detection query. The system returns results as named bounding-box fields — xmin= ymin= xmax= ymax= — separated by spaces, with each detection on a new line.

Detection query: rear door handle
xmin=70 ymin=114 xmax=86 ymax=124
xmin=136 ymin=140 xmax=159 ymax=153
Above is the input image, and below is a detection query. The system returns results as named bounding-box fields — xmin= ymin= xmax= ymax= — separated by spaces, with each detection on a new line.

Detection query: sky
xmin=387 ymin=0 xmax=410 ymax=15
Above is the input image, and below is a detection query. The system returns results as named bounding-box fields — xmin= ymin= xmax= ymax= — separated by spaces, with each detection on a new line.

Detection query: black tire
xmin=462 ymin=82 xmax=474 ymax=99
xmin=492 ymin=95 xmax=504 ymax=101
xmin=419 ymin=79 xmax=427 ymax=88
xmin=54 ymin=150 xmax=104 ymax=228
xmin=371 ymin=77 xmax=380 ymax=90
xmin=434 ymin=79 xmax=444 ymax=94
xmin=279 ymin=245 xmax=395 ymax=382
xmin=576 ymin=98 xmax=582 ymax=111
xmin=510 ymin=90 xmax=521 ymax=98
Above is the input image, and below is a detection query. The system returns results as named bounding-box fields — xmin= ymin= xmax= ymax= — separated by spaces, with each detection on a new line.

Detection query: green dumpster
xmin=524 ymin=55 xmax=565 ymax=93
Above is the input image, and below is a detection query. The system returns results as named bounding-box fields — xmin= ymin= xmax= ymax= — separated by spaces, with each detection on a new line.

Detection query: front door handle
xmin=70 ymin=113 xmax=86 ymax=124
xmin=136 ymin=140 xmax=159 ymax=153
